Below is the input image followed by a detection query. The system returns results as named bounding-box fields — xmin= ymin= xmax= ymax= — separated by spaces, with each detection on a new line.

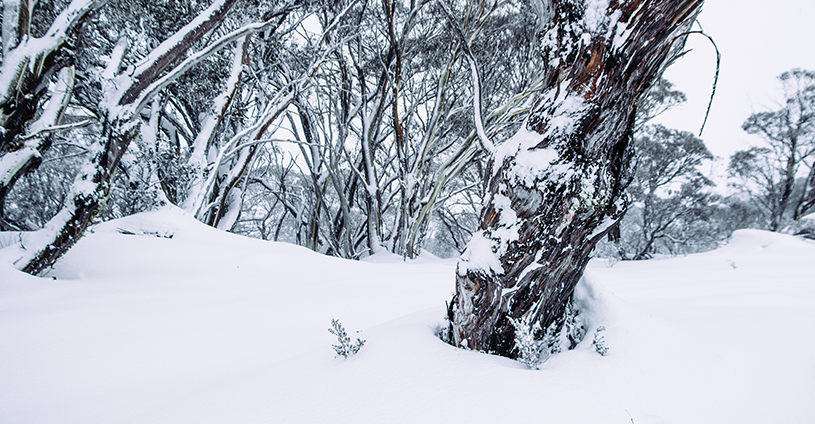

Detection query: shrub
xmin=562 ymin=302 xmax=586 ymax=349
xmin=542 ymin=322 xmax=561 ymax=356
xmin=510 ymin=300 xmax=588 ymax=369
xmin=328 ymin=319 xmax=365 ymax=358
xmin=592 ymin=326 xmax=609 ymax=356
xmin=510 ymin=318 xmax=544 ymax=370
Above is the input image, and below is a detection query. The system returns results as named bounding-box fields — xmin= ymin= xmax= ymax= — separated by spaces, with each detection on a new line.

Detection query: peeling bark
xmin=450 ymin=0 xmax=703 ymax=357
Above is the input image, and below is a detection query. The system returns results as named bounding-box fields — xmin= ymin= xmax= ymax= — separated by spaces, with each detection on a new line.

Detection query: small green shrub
xmin=328 ymin=319 xmax=365 ymax=358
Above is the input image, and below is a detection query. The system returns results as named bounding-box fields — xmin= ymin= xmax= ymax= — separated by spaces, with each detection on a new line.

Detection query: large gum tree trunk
xmin=450 ymin=0 xmax=703 ymax=356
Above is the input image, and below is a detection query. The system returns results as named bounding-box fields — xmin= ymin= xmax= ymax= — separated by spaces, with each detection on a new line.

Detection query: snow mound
xmin=788 ymin=213 xmax=815 ymax=239
xmin=726 ymin=228 xmax=807 ymax=249
xmin=1 ymin=209 xmax=814 ymax=423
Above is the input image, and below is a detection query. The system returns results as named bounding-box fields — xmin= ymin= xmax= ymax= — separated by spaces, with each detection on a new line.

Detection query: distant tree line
xmin=729 ymin=69 xmax=815 ymax=232
xmin=1 ymin=0 xmax=812 ymax=276
xmin=599 ymin=68 xmax=815 ymax=261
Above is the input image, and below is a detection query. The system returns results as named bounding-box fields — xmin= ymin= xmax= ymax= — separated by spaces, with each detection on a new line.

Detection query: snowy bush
xmin=510 ymin=318 xmax=544 ymax=369
xmin=563 ymin=302 xmax=586 ymax=349
xmin=790 ymin=213 xmax=815 ymax=240
xmin=509 ymin=300 xmax=589 ymax=369
xmin=592 ymin=326 xmax=609 ymax=356
xmin=434 ymin=323 xmax=452 ymax=344
xmin=542 ymin=322 xmax=561 ymax=356
xmin=328 ymin=319 xmax=365 ymax=358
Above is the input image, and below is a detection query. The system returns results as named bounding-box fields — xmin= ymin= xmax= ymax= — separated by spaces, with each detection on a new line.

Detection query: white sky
xmin=656 ymin=0 xmax=815 ymax=166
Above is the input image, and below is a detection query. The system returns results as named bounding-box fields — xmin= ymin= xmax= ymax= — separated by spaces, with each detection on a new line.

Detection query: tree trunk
xmin=770 ymin=141 xmax=797 ymax=231
xmin=794 ymin=162 xmax=815 ymax=220
xmin=21 ymin=119 xmax=137 ymax=274
xmin=450 ymin=0 xmax=703 ymax=356
xmin=16 ymin=0 xmax=242 ymax=275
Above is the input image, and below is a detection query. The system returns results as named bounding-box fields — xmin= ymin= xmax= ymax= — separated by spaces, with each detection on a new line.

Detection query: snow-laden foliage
xmin=1 ymin=0 xmax=558 ymax=268
xmin=592 ymin=325 xmax=609 ymax=356
xmin=0 ymin=0 xmax=761 ymax=277
xmin=509 ymin=317 xmax=544 ymax=369
xmin=0 ymin=0 xmax=296 ymax=273
xmin=328 ymin=319 xmax=365 ymax=359
xmin=562 ymin=301 xmax=586 ymax=349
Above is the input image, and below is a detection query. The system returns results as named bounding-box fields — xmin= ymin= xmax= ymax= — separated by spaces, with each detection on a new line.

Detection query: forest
xmin=2 ymin=1 xmax=815 ymax=422
xmin=1 ymin=0 xmax=813 ymax=269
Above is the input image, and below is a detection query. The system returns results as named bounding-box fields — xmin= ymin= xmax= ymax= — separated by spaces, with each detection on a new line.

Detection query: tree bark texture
xmin=0 ymin=0 xmax=99 ymax=221
xmin=21 ymin=120 xmax=137 ymax=274
xmin=450 ymin=0 xmax=703 ymax=356
xmin=19 ymin=0 xmax=239 ymax=275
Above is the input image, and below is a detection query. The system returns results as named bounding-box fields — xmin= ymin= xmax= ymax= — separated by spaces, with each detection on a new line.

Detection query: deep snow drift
xmin=1 ymin=207 xmax=814 ymax=423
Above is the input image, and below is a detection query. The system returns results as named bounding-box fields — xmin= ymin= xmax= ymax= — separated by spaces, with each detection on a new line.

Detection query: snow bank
xmin=1 ymin=213 xmax=813 ymax=423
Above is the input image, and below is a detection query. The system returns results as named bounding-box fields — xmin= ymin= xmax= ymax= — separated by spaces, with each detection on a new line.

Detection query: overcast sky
xmin=655 ymin=0 xmax=815 ymax=168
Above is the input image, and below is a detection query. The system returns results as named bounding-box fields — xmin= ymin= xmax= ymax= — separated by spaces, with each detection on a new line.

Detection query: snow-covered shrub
xmin=542 ymin=322 xmax=561 ymax=356
xmin=510 ymin=318 xmax=544 ymax=369
xmin=328 ymin=319 xmax=365 ymax=358
xmin=434 ymin=323 xmax=452 ymax=344
xmin=510 ymin=299 xmax=589 ymax=368
xmin=562 ymin=301 xmax=586 ymax=349
xmin=790 ymin=213 xmax=815 ymax=240
xmin=592 ymin=326 xmax=609 ymax=356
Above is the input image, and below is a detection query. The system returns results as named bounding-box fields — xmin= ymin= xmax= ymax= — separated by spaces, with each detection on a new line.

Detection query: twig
xmin=672 ymin=30 xmax=720 ymax=136
xmin=20 ymin=120 xmax=93 ymax=140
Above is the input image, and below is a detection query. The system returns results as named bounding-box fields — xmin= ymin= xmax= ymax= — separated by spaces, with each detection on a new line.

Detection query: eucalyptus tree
xmin=0 ymin=0 xmax=103 ymax=230
xmin=1 ymin=0 xmax=323 ymax=274
xmin=235 ymin=0 xmax=548 ymax=259
xmin=179 ymin=1 xmax=351 ymax=232
xmin=448 ymin=0 xmax=704 ymax=357
xmin=620 ymin=125 xmax=716 ymax=260
xmin=729 ymin=69 xmax=815 ymax=231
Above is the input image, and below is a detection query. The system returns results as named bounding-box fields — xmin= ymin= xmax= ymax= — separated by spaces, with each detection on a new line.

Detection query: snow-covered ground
xmin=2 ymin=207 xmax=814 ymax=423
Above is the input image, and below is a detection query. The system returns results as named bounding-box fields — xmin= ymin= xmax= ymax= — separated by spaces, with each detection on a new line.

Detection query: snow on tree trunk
xmin=182 ymin=39 xmax=245 ymax=216
xmin=0 ymin=0 xmax=102 ymax=231
xmin=15 ymin=0 xmax=243 ymax=275
xmin=18 ymin=119 xmax=138 ymax=274
xmin=450 ymin=0 xmax=703 ymax=356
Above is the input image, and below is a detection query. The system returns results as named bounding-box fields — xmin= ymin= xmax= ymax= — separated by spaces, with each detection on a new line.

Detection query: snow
xmin=29 ymin=66 xmax=74 ymax=136
xmin=458 ymin=231 xmax=504 ymax=275
xmin=0 ymin=0 xmax=98 ymax=106
xmin=1 ymin=207 xmax=814 ymax=423
xmin=493 ymin=90 xmax=584 ymax=187
xmin=0 ymin=148 xmax=39 ymax=186
xmin=583 ymin=0 xmax=610 ymax=34
xmin=0 ymin=41 xmax=31 ymax=103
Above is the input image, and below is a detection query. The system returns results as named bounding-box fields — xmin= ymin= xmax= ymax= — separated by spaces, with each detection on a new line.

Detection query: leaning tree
xmin=448 ymin=0 xmax=704 ymax=357
xmin=3 ymin=0 xmax=305 ymax=274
